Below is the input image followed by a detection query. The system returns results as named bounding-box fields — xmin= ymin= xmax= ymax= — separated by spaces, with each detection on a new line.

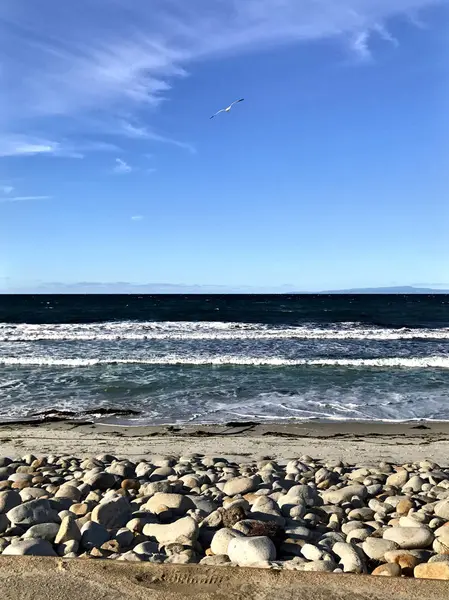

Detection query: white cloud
xmin=114 ymin=158 xmax=132 ymax=174
xmin=131 ymin=215 xmax=144 ymax=221
xmin=0 ymin=195 xmax=51 ymax=203
xmin=0 ymin=185 xmax=14 ymax=195
xmin=0 ymin=0 xmax=443 ymax=153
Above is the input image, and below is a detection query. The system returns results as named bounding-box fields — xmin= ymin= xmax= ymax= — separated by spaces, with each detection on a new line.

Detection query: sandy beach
xmin=1 ymin=420 xmax=449 ymax=464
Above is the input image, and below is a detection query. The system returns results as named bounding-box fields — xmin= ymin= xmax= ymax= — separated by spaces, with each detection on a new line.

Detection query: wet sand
xmin=1 ymin=420 xmax=449 ymax=464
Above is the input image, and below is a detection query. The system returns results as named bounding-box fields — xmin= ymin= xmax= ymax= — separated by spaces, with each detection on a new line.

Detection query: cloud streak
xmin=114 ymin=158 xmax=132 ymax=174
xmin=0 ymin=0 xmax=444 ymax=154
xmin=0 ymin=196 xmax=51 ymax=203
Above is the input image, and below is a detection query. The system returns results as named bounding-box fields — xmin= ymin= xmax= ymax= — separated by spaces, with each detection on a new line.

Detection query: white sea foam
xmin=1 ymin=355 xmax=449 ymax=368
xmin=1 ymin=320 xmax=449 ymax=341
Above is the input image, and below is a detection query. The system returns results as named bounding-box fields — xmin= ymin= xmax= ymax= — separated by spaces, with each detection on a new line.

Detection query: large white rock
xmin=6 ymin=499 xmax=59 ymax=526
xmin=333 ymin=542 xmax=366 ymax=574
xmin=322 ymin=485 xmax=366 ymax=505
xmin=434 ymin=500 xmax=449 ymax=521
xmin=223 ymin=477 xmax=259 ymax=496
xmin=144 ymin=493 xmax=194 ymax=516
xmin=362 ymin=537 xmax=399 ymax=560
xmin=210 ymin=528 xmax=244 ymax=556
xmin=228 ymin=536 xmax=276 ymax=566
xmin=143 ymin=516 xmax=198 ymax=545
xmin=386 ymin=470 xmax=409 ymax=488
xmin=0 ymin=490 xmax=21 ymax=513
xmin=3 ymin=539 xmax=57 ymax=557
xmin=91 ymin=497 xmax=131 ymax=529
xmin=383 ymin=527 xmax=434 ymax=549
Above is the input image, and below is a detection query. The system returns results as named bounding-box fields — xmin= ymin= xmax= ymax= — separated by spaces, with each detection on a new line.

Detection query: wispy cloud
xmin=113 ymin=158 xmax=132 ymax=174
xmin=131 ymin=215 xmax=144 ymax=221
xmin=0 ymin=135 xmax=119 ymax=159
xmin=0 ymin=0 xmax=444 ymax=155
xmin=0 ymin=185 xmax=14 ymax=195
xmin=0 ymin=195 xmax=51 ymax=203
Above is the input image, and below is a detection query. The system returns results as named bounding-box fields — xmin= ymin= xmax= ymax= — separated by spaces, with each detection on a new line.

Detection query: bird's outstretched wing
xmin=230 ymin=98 xmax=244 ymax=107
xmin=210 ymin=108 xmax=226 ymax=119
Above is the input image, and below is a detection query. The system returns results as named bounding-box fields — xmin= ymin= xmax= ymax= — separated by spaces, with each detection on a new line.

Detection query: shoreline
xmin=2 ymin=419 xmax=449 ymax=463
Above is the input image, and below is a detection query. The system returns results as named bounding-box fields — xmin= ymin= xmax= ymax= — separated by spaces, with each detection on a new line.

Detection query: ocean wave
xmin=1 ymin=320 xmax=449 ymax=341
xmin=1 ymin=355 xmax=449 ymax=368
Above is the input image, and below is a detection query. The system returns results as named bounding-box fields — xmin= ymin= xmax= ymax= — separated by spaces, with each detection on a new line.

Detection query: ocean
xmin=0 ymin=294 xmax=448 ymax=425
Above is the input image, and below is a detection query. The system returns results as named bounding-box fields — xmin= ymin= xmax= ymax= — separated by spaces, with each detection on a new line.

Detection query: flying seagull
xmin=210 ymin=98 xmax=244 ymax=119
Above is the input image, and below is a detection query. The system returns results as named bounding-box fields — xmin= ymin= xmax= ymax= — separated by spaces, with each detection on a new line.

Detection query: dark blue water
xmin=0 ymin=294 xmax=448 ymax=424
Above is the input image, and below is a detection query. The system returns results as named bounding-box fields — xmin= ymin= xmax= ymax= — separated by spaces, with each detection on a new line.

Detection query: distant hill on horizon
xmin=319 ymin=286 xmax=449 ymax=294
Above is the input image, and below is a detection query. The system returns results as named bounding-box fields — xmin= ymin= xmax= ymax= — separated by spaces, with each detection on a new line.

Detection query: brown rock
xmin=0 ymin=481 xmax=11 ymax=491
xmin=205 ymin=548 xmax=214 ymax=556
xmin=11 ymin=481 xmax=31 ymax=490
xmin=384 ymin=550 xmax=421 ymax=576
xmin=100 ymin=540 xmax=120 ymax=553
xmin=121 ymin=479 xmax=140 ymax=491
xmin=90 ymin=547 xmax=108 ymax=558
xmin=76 ymin=512 xmax=92 ymax=529
xmin=396 ymin=499 xmax=414 ymax=515
xmin=222 ymin=505 xmax=246 ymax=528
xmin=372 ymin=563 xmax=402 ymax=577
xmin=415 ymin=562 xmax=449 ymax=580
xmin=70 ymin=503 xmax=89 ymax=517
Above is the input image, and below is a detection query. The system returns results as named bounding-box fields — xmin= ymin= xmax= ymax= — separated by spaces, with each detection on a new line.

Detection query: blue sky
xmin=0 ymin=0 xmax=448 ymax=292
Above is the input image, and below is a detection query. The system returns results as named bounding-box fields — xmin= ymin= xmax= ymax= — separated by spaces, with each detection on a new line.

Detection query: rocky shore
xmin=1 ymin=452 xmax=449 ymax=580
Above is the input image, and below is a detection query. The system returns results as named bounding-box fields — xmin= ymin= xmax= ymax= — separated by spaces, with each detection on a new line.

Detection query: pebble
xmin=1 ymin=451 xmax=449 ymax=579
xmin=372 ymin=563 xmax=402 ymax=577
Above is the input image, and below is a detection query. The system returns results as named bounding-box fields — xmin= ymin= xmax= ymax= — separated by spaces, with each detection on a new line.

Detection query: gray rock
xmin=143 ymin=516 xmax=199 ymax=545
xmin=132 ymin=541 xmax=160 ymax=558
xmin=0 ymin=490 xmax=21 ymax=513
xmin=19 ymin=488 xmax=48 ymax=503
xmin=333 ymin=542 xmax=366 ymax=574
xmin=187 ymin=496 xmax=217 ymax=515
xmin=434 ymin=499 xmax=449 ymax=520
xmin=297 ymin=560 xmax=336 ymax=572
xmin=145 ymin=493 xmax=194 ymax=516
xmin=383 ymin=526 xmax=434 ymax=549
xmin=228 ymin=536 xmax=276 ymax=566
xmin=106 ymin=461 xmax=135 ymax=478
xmin=0 ymin=513 xmax=9 ymax=534
xmin=115 ymin=528 xmax=134 ymax=549
xmin=55 ymin=515 xmax=81 ymax=544
xmin=200 ymin=555 xmax=231 ymax=566
xmin=83 ymin=470 xmax=116 ymax=491
xmin=80 ymin=521 xmax=110 ymax=550
xmin=322 ymin=485 xmax=366 ymax=505
xmin=91 ymin=497 xmax=131 ymax=529
xmin=301 ymin=543 xmax=324 ymax=561
xmin=23 ymin=522 xmax=60 ymax=542
xmin=6 ymin=499 xmax=59 ymax=526
xmin=223 ymin=476 xmax=259 ymax=496
xmin=55 ymin=484 xmax=82 ymax=502
xmin=139 ymin=481 xmax=174 ymax=496
xmin=362 ymin=537 xmax=399 ymax=560
xmin=386 ymin=470 xmax=409 ymax=488
xmin=3 ymin=539 xmax=57 ymax=556
xmin=211 ymin=528 xmax=244 ymax=555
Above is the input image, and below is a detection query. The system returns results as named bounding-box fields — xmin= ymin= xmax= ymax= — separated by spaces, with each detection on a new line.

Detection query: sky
xmin=0 ymin=0 xmax=448 ymax=293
